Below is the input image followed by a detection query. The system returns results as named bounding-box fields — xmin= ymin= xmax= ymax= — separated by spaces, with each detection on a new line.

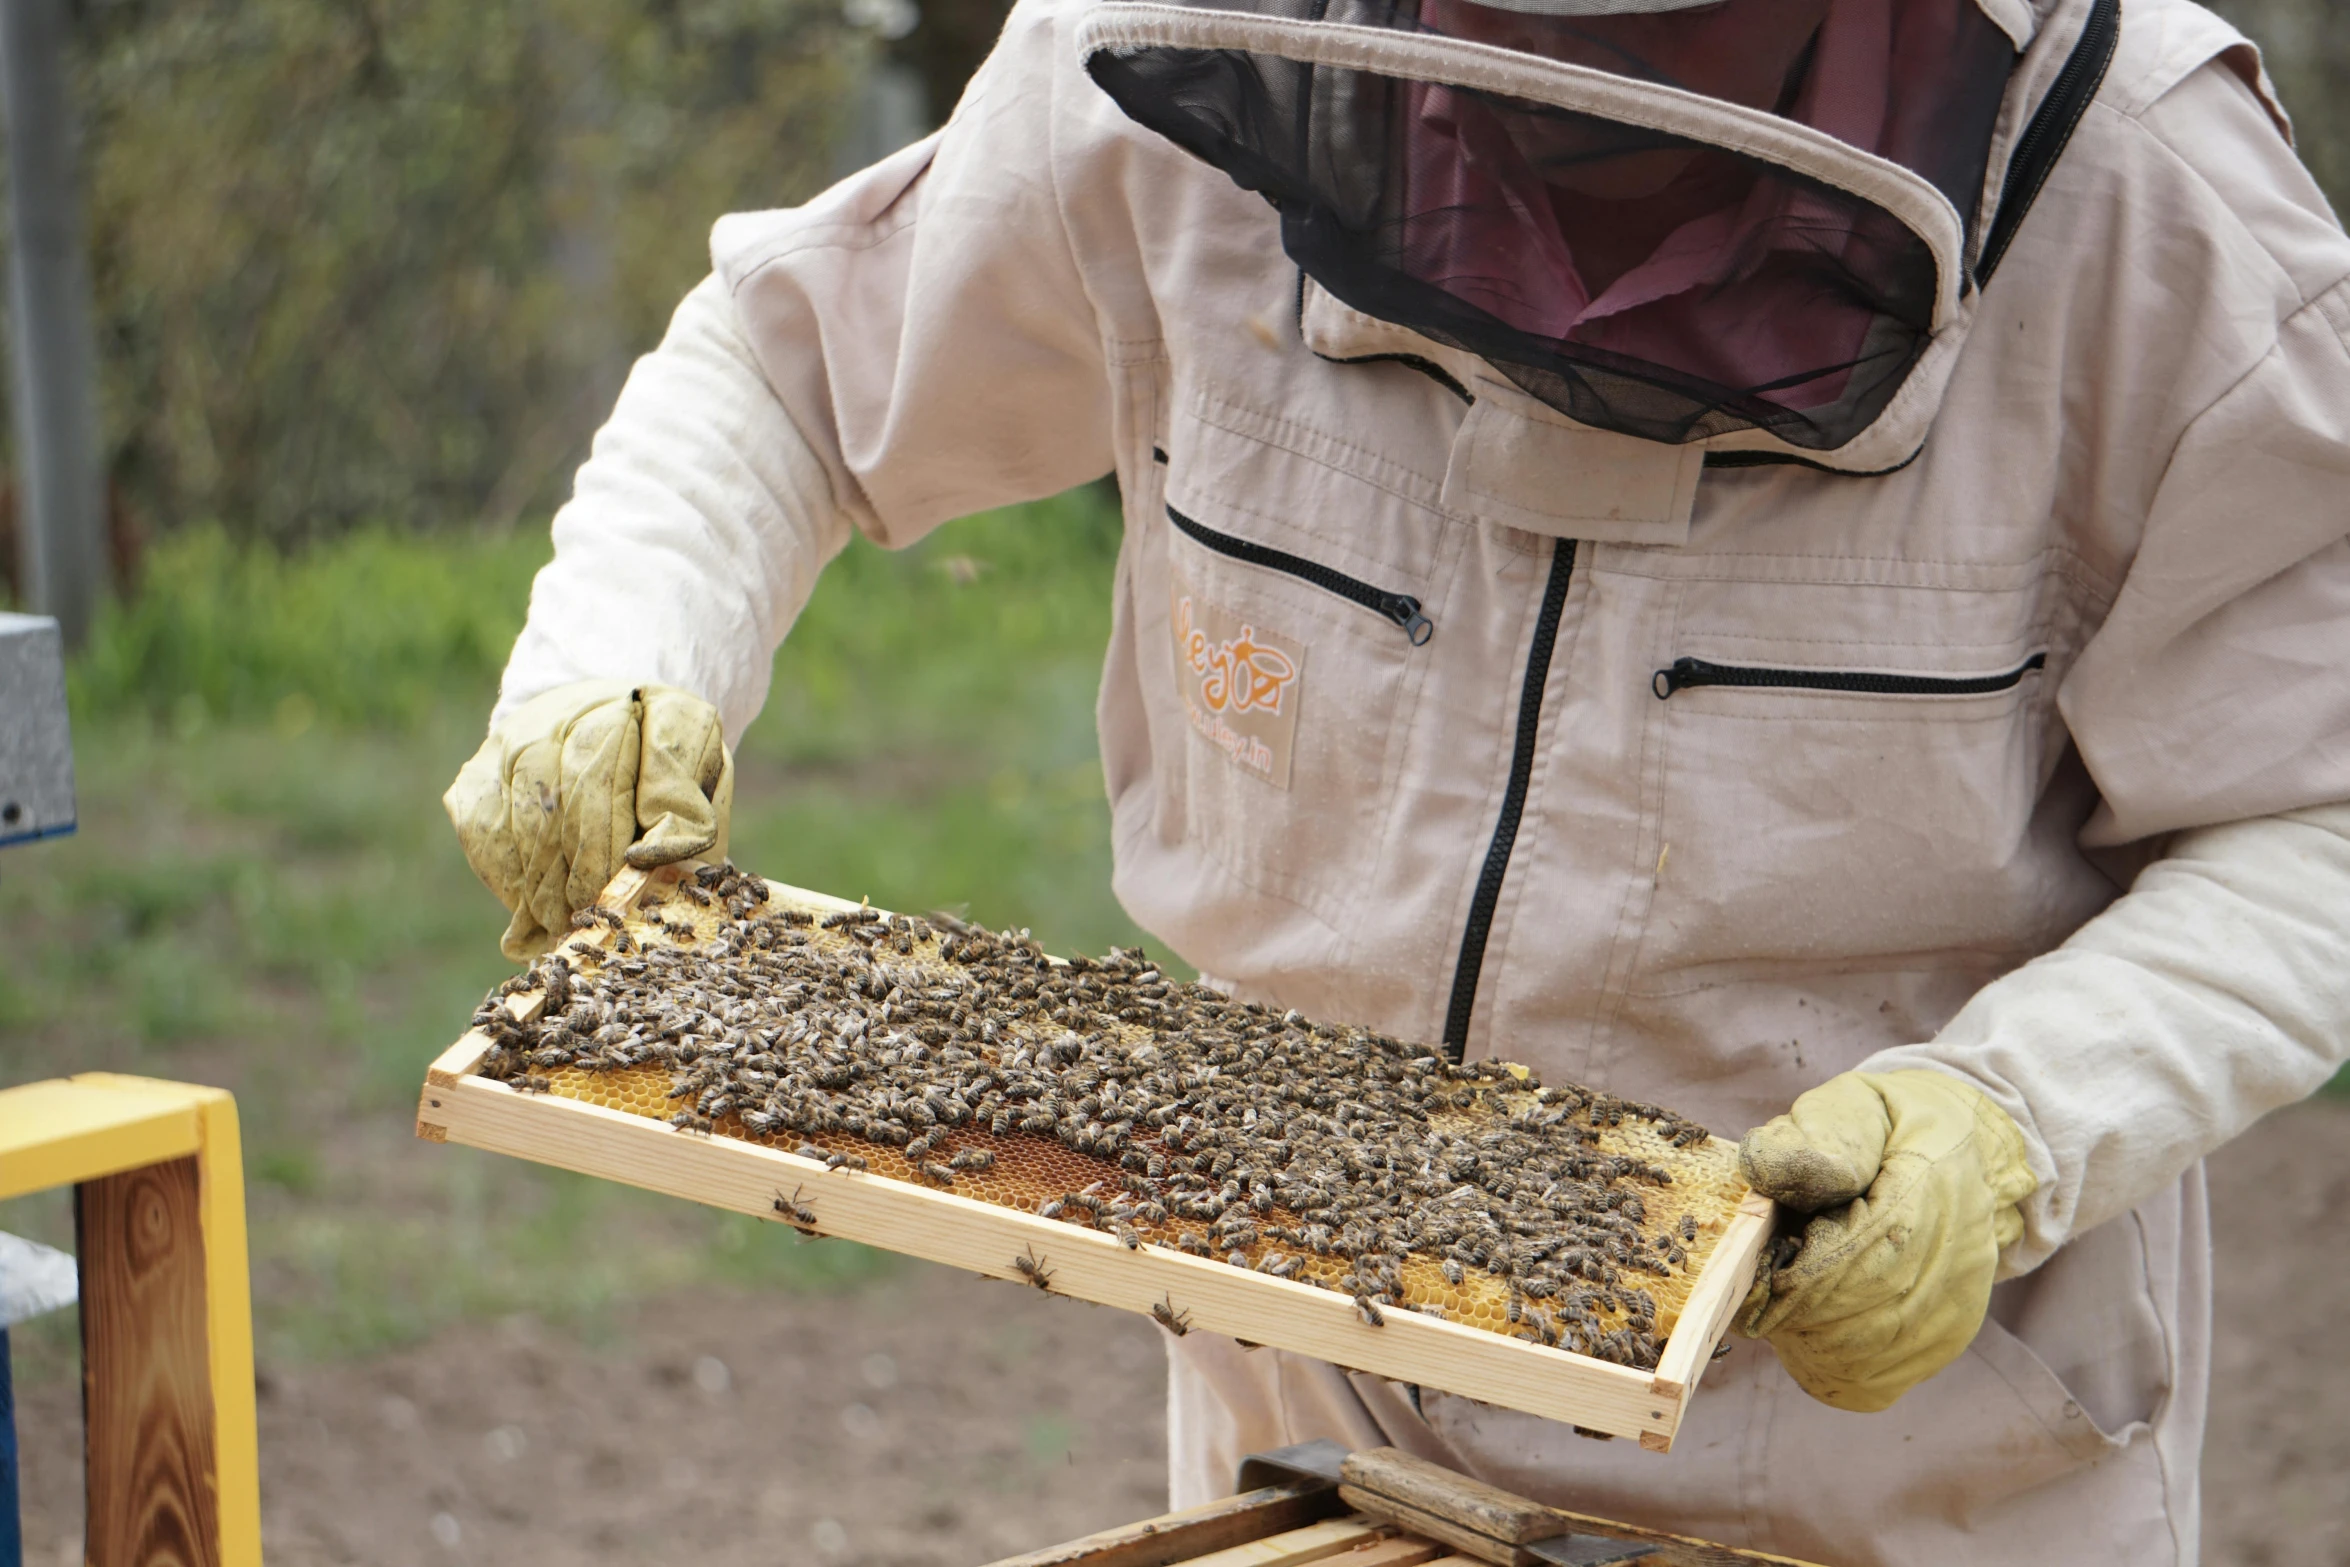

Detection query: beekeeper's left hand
xmin=1734 ymin=1069 xmax=2037 ymax=1413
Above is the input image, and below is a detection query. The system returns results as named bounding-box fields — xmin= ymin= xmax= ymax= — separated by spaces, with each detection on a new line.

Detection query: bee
xmin=1039 ymin=1198 xmax=1065 ymax=1220
xmin=772 ymin=1186 xmax=819 ymax=1228
xmin=1150 ymin=1295 xmax=1193 ymax=1336
xmin=824 ymin=1151 xmax=869 ymax=1173
xmin=1176 ymin=1232 xmax=1214 ymax=1256
xmin=1260 ymin=1254 xmax=1300 ymax=1279
xmin=1353 ymin=1294 xmax=1386 ymax=1328
xmin=516 ymin=1074 xmax=553 ymax=1095
xmin=1012 ymin=1247 xmax=1054 ymax=1291
xmin=678 ymin=883 xmax=713 ymax=907
xmin=1680 ymin=1213 xmax=1698 ymax=1242
xmin=948 ymin=1148 xmax=995 ymax=1172
xmin=917 ymin=1161 xmax=956 ymax=1186
xmin=1114 ymin=1225 xmax=1141 ymax=1250
xmin=1440 ymin=1258 xmax=1465 ymax=1287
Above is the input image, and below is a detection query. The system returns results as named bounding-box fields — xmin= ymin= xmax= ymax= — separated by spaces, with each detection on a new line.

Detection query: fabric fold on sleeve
xmin=494 ymin=0 xmax=1117 ymax=742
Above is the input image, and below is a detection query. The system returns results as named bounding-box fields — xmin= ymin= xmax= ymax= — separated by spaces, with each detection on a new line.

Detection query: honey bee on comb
xmin=470 ymin=866 xmax=1748 ymax=1369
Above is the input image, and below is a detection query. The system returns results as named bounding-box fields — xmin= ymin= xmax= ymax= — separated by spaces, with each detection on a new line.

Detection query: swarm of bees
xmin=468 ymin=864 xmax=1744 ymax=1369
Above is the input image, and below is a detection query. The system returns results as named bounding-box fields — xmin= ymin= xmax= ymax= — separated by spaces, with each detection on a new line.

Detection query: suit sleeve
xmin=494 ymin=0 xmax=1115 ymax=740
xmin=1860 ymin=67 xmax=2350 ymax=1273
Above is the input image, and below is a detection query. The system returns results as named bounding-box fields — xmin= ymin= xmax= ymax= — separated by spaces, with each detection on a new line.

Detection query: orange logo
xmin=1176 ymin=595 xmax=1297 ymax=717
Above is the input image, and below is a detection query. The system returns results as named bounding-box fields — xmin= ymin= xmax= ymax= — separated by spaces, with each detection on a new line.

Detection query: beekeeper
xmin=445 ymin=0 xmax=2350 ymax=1559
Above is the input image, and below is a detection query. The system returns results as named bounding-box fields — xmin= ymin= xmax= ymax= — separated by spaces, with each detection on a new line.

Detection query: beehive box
xmin=417 ymin=863 xmax=1772 ymax=1449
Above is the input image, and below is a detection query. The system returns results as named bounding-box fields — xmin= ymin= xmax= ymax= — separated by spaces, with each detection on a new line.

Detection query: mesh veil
xmin=1086 ymin=0 xmax=2018 ymax=450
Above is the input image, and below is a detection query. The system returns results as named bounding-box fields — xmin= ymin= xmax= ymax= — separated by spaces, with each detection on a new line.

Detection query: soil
xmin=14 ymin=1098 xmax=2348 ymax=1567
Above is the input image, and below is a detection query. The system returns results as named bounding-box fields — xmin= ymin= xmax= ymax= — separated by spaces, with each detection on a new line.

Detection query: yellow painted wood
xmin=0 ymin=1073 xmax=262 ymax=1567
xmin=192 ymin=1089 xmax=262 ymax=1567
xmin=0 ymin=1076 xmax=201 ymax=1199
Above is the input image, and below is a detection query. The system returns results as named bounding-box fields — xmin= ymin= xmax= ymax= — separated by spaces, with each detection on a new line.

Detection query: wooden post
xmin=76 ymin=1156 xmax=221 ymax=1567
xmin=0 ymin=0 xmax=108 ymax=648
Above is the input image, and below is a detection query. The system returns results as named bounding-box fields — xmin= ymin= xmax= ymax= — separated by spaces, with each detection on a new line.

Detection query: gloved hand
xmin=445 ymin=680 xmax=734 ymax=961
xmin=1735 ymin=1069 xmax=2036 ymax=1413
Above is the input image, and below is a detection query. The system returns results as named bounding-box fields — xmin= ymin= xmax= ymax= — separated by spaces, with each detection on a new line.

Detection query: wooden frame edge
xmin=427 ymin=1067 xmax=1692 ymax=1443
xmin=1647 ymin=1190 xmax=1774 ymax=1427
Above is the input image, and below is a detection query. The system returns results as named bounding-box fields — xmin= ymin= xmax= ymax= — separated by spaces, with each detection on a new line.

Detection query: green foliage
xmin=69 ymin=524 xmax=550 ymax=727
xmin=64 ymin=0 xmax=859 ymax=543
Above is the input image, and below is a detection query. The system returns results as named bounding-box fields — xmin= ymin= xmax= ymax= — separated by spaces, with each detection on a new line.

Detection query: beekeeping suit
xmin=466 ymin=0 xmax=2350 ymax=1558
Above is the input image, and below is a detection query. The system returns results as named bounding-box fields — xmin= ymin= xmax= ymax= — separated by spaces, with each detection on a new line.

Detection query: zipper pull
xmin=1380 ymin=594 xmax=1434 ymax=646
xmin=1652 ymin=659 xmax=1700 ymax=700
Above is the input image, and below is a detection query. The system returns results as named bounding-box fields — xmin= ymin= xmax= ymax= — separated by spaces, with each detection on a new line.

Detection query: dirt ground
xmin=15 ymin=1097 xmax=2348 ymax=1567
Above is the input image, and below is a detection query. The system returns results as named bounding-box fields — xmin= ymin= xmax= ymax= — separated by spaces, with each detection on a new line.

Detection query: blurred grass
xmin=0 ymin=485 xmax=1169 ymax=1376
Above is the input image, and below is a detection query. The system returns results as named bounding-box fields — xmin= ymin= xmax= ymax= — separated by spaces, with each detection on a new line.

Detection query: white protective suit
xmin=490 ymin=0 xmax=2350 ymax=1559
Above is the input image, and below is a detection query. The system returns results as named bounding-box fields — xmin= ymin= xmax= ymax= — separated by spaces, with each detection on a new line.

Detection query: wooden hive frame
xmin=416 ymin=866 xmax=1774 ymax=1451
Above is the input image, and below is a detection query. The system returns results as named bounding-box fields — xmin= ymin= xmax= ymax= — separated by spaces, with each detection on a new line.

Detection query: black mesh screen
xmin=1088 ymin=0 xmax=2016 ymax=450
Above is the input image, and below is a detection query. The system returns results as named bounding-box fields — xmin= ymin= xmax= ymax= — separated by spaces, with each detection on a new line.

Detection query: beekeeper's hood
xmin=1079 ymin=0 xmax=2115 ymax=471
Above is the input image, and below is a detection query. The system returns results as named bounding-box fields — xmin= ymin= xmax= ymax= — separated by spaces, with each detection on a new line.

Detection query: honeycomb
xmin=490 ymin=868 xmax=1751 ymax=1356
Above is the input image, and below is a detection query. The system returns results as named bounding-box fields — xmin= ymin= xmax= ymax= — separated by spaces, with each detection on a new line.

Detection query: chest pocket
xmin=1631 ymin=565 xmax=2107 ymax=992
xmin=1142 ymin=390 xmax=1456 ymax=928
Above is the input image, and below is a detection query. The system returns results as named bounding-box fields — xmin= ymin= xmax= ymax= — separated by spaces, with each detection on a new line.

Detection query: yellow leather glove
xmin=1735 ymin=1069 xmax=2036 ymax=1413
xmin=444 ymin=680 xmax=734 ymax=961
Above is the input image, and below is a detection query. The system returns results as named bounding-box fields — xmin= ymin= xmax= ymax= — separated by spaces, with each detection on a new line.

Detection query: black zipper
xmin=1975 ymin=0 xmax=2120 ymax=286
xmin=1652 ymin=651 xmax=2047 ymax=701
xmin=1165 ymin=503 xmax=1434 ymax=644
xmin=1441 ymin=539 xmax=1577 ymax=1064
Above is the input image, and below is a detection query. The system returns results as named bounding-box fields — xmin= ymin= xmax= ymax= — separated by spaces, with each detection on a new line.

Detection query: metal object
xmin=0 ymin=614 xmax=73 ymax=848
xmin=0 ymin=0 xmax=108 ymax=649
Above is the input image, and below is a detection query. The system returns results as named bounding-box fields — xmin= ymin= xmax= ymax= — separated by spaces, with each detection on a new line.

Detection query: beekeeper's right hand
xmin=445 ymin=680 xmax=734 ymax=961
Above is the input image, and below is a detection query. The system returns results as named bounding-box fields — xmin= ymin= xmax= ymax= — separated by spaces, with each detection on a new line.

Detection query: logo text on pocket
xmin=1170 ymin=568 xmax=1307 ymax=789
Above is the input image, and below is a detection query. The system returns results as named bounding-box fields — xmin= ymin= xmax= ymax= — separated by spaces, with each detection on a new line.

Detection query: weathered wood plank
xmin=1184 ymin=1517 xmax=1388 ymax=1567
xmin=1331 ymin=1537 xmax=1447 ymax=1567
xmin=976 ymin=1482 xmax=1342 ymax=1567
xmin=1339 ymin=1489 xmax=1530 ymax=1566
xmin=78 ymin=1154 xmax=221 ymax=1567
xmin=1341 ymin=1448 xmax=1572 ymax=1546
